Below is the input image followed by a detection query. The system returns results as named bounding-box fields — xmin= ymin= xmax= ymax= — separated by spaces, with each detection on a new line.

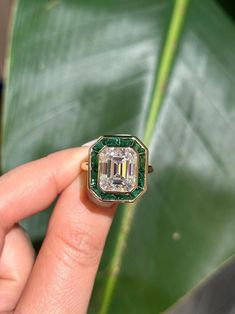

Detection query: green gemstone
xmin=93 ymin=141 xmax=104 ymax=152
xmin=131 ymin=187 xmax=143 ymax=198
xmin=90 ymin=177 xmax=97 ymax=186
xmin=103 ymin=193 xmax=115 ymax=200
xmin=91 ymin=170 xmax=98 ymax=179
xmin=138 ymin=172 xmax=145 ymax=188
xmin=119 ymin=138 xmax=134 ymax=147
xmin=91 ymin=154 xmax=98 ymax=170
xmin=133 ymin=141 xmax=145 ymax=154
xmin=105 ymin=137 xmax=121 ymax=146
xmin=139 ymin=155 xmax=145 ymax=168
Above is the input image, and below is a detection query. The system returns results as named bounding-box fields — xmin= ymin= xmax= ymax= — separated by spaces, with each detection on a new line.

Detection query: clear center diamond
xmin=98 ymin=147 xmax=138 ymax=193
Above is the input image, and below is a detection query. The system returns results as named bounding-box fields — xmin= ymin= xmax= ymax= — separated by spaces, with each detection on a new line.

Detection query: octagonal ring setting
xmin=86 ymin=135 xmax=152 ymax=203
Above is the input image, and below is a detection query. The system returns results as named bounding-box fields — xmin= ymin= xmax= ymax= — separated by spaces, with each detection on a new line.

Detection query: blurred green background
xmin=0 ymin=0 xmax=235 ymax=313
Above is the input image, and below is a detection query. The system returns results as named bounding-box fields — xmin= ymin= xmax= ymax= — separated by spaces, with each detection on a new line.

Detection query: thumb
xmin=16 ymin=172 xmax=117 ymax=314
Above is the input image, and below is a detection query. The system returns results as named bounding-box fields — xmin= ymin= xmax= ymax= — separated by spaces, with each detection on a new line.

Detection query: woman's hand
xmin=0 ymin=146 xmax=116 ymax=313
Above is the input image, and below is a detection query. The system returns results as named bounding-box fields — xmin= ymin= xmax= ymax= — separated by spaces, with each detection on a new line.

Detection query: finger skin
xmin=0 ymin=147 xmax=88 ymax=312
xmin=16 ymin=173 xmax=116 ymax=314
xmin=0 ymin=225 xmax=35 ymax=313
xmin=0 ymin=146 xmax=116 ymax=313
xmin=0 ymin=147 xmax=88 ymax=234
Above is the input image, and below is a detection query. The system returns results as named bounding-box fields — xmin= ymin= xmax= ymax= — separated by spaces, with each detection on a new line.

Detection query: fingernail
xmin=82 ymin=139 xmax=97 ymax=147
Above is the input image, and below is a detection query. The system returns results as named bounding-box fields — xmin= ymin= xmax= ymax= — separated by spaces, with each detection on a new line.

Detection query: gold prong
xmin=81 ymin=161 xmax=88 ymax=172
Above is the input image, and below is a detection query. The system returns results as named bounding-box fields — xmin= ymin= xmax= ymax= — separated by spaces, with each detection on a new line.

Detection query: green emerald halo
xmin=88 ymin=135 xmax=148 ymax=202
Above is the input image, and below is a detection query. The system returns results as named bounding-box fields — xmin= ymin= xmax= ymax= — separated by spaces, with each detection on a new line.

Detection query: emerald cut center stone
xmin=98 ymin=147 xmax=138 ymax=193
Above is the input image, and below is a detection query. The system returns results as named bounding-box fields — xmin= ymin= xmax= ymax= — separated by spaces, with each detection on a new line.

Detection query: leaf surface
xmin=2 ymin=0 xmax=235 ymax=312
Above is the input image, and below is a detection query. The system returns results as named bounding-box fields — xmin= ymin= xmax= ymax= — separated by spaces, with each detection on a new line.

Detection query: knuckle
xmin=50 ymin=221 xmax=103 ymax=267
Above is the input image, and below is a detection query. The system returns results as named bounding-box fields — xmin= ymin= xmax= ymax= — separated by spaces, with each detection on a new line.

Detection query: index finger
xmin=0 ymin=147 xmax=88 ymax=232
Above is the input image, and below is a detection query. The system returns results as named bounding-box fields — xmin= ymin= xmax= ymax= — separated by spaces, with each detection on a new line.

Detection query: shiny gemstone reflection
xmin=98 ymin=147 xmax=138 ymax=193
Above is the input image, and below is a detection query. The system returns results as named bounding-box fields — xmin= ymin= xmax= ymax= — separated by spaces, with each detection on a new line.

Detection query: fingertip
xmin=82 ymin=139 xmax=98 ymax=147
xmin=0 ymin=225 xmax=35 ymax=313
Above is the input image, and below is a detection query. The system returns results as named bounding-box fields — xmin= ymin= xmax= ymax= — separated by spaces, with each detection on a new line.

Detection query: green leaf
xmin=2 ymin=0 xmax=235 ymax=313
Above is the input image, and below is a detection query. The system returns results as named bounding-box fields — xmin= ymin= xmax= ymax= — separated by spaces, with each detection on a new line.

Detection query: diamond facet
xmin=98 ymin=147 xmax=138 ymax=193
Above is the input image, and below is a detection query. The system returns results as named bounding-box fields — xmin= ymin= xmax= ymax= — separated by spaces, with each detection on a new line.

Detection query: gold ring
xmin=82 ymin=135 xmax=153 ymax=203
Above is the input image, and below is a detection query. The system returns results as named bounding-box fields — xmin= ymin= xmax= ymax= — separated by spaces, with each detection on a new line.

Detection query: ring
xmin=82 ymin=135 xmax=153 ymax=203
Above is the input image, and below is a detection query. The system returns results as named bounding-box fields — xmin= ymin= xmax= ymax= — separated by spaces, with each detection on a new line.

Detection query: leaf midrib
xmin=98 ymin=0 xmax=190 ymax=313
